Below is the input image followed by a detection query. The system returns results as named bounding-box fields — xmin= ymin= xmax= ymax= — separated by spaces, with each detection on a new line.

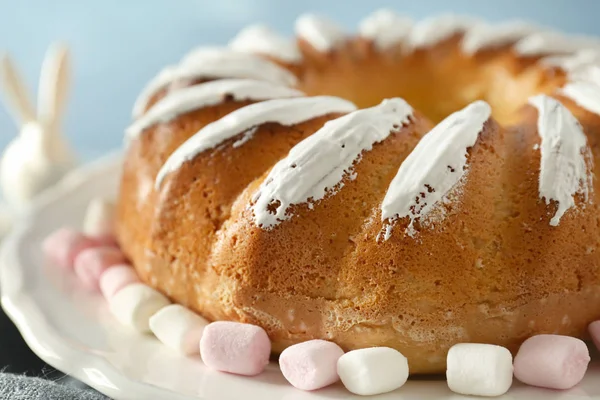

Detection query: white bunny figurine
xmin=0 ymin=43 xmax=78 ymax=212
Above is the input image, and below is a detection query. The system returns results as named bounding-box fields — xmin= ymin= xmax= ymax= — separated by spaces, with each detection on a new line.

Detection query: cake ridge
xmin=132 ymin=49 xmax=298 ymax=119
xmin=381 ymin=100 xmax=492 ymax=239
xmin=126 ymin=79 xmax=304 ymax=142
xmin=155 ymin=96 xmax=357 ymax=188
xmin=528 ymin=94 xmax=592 ymax=226
xmin=251 ymin=98 xmax=414 ymax=229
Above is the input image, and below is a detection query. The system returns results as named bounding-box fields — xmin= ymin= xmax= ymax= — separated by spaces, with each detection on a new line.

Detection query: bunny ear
xmin=37 ymin=42 xmax=70 ymax=134
xmin=0 ymin=53 xmax=36 ymax=127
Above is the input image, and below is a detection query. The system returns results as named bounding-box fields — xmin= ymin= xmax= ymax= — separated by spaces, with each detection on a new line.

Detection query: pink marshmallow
xmin=279 ymin=339 xmax=344 ymax=391
xmin=99 ymin=264 xmax=140 ymax=299
xmin=514 ymin=334 xmax=590 ymax=390
xmin=590 ymin=321 xmax=600 ymax=351
xmin=42 ymin=227 xmax=99 ymax=269
xmin=200 ymin=321 xmax=271 ymax=376
xmin=74 ymin=247 xmax=126 ymax=291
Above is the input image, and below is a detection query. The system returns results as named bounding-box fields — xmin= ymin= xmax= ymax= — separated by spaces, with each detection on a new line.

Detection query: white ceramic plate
xmin=0 ymin=153 xmax=599 ymax=400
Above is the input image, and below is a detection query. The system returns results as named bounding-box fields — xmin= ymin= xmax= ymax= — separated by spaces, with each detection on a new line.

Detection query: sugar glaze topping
xmin=132 ymin=66 xmax=178 ymax=119
xmin=461 ymin=21 xmax=539 ymax=54
xmin=528 ymin=94 xmax=591 ymax=226
xmin=406 ymin=15 xmax=481 ymax=50
xmin=133 ymin=14 xmax=600 ymax=122
xmin=548 ymin=59 xmax=600 ymax=116
xmin=126 ymin=79 xmax=304 ymax=141
xmin=542 ymin=49 xmax=600 ymax=73
xmin=381 ymin=100 xmax=491 ymax=238
xmin=252 ymin=98 xmax=413 ymax=229
xmin=514 ymin=32 xmax=600 ymax=56
xmin=559 ymin=74 xmax=600 ymax=117
xmin=132 ymin=49 xmax=297 ymax=119
xmin=295 ymin=14 xmax=346 ymax=52
xmin=358 ymin=9 xmax=413 ymax=50
xmin=567 ymin=64 xmax=600 ymax=87
xmin=156 ymin=96 xmax=356 ymax=188
xmin=229 ymin=24 xmax=302 ymax=63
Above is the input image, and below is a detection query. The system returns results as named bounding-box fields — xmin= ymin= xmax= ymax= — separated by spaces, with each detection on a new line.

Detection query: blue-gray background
xmin=0 ymin=0 xmax=599 ymax=159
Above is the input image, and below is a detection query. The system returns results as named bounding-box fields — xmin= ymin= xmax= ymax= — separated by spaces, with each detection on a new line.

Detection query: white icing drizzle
xmin=126 ymin=79 xmax=304 ymax=141
xmin=559 ymin=80 xmax=600 ymax=116
xmin=295 ymin=14 xmax=346 ymax=52
xmin=568 ymin=64 xmax=600 ymax=86
xmin=132 ymin=49 xmax=298 ymax=119
xmin=132 ymin=66 xmax=178 ymax=119
xmin=381 ymin=100 xmax=491 ymax=238
xmin=251 ymin=98 xmax=413 ymax=229
xmin=542 ymin=49 xmax=600 ymax=73
xmin=461 ymin=21 xmax=539 ymax=54
xmin=514 ymin=32 xmax=600 ymax=56
xmin=132 ymin=48 xmax=228 ymax=119
xmin=229 ymin=24 xmax=302 ymax=63
xmin=178 ymin=46 xmax=228 ymax=67
xmin=406 ymin=15 xmax=481 ymax=50
xmin=528 ymin=94 xmax=590 ymax=226
xmin=358 ymin=9 xmax=413 ymax=50
xmin=179 ymin=50 xmax=298 ymax=86
xmin=155 ymin=96 xmax=356 ymax=188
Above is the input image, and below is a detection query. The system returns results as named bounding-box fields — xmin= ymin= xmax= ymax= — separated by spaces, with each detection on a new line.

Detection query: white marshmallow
xmin=83 ymin=198 xmax=116 ymax=238
xmin=337 ymin=347 xmax=409 ymax=396
xmin=446 ymin=343 xmax=513 ymax=397
xmin=149 ymin=304 xmax=209 ymax=355
xmin=109 ymin=283 xmax=170 ymax=332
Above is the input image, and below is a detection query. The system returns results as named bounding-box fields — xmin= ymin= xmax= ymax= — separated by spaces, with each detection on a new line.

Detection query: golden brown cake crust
xmin=116 ymin=33 xmax=600 ymax=373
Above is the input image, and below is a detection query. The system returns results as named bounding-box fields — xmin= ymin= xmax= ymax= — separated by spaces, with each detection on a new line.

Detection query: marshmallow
xmin=200 ymin=321 xmax=271 ymax=376
xmin=99 ymin=264 xmax=140 ymax=299
xmin=514 ymin=334 xmax=590 ymax=390
xmin=590 ymin=320 xmax=600 ymax=351
xmin=279 ymin=339 xmax=344 ymax=391
xmin=109 ymin=283 xmax=170 ymax=332
xmin=74 ymin=246 xmax=126 ymax=291
xmin=149 ymin=304 xmax=209 ymax=355
xmin=446 ymin=343 xmax=513 ymax=397
xmin=42 ymin=227 xmax=98 ymax=269
xmin=337 ymin=347 xmax=409 ymax=396
xmin=83 ymin=198 xmax=116 ymax=240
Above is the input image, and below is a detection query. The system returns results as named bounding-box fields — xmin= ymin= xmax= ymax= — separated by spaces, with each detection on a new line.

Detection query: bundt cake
xmin=116 ymin=10 xmax=600 ymax=373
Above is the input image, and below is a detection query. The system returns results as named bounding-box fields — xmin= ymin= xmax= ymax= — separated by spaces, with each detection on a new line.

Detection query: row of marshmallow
xmin=41 ymin=222 xmax=408 ymax=395
xmin=287 ymin=334 xmax=596 ymax=396
xmin=41 ymin=198 xmax=600 ymax=397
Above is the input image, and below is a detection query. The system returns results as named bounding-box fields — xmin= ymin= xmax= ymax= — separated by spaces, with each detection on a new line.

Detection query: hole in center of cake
xmin=297 ymin=39 xmax=566 ymax=124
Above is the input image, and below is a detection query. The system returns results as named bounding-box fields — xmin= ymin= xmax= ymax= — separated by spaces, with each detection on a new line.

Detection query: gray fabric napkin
xmin=0 ymin=373 xmax=109 ymax=400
